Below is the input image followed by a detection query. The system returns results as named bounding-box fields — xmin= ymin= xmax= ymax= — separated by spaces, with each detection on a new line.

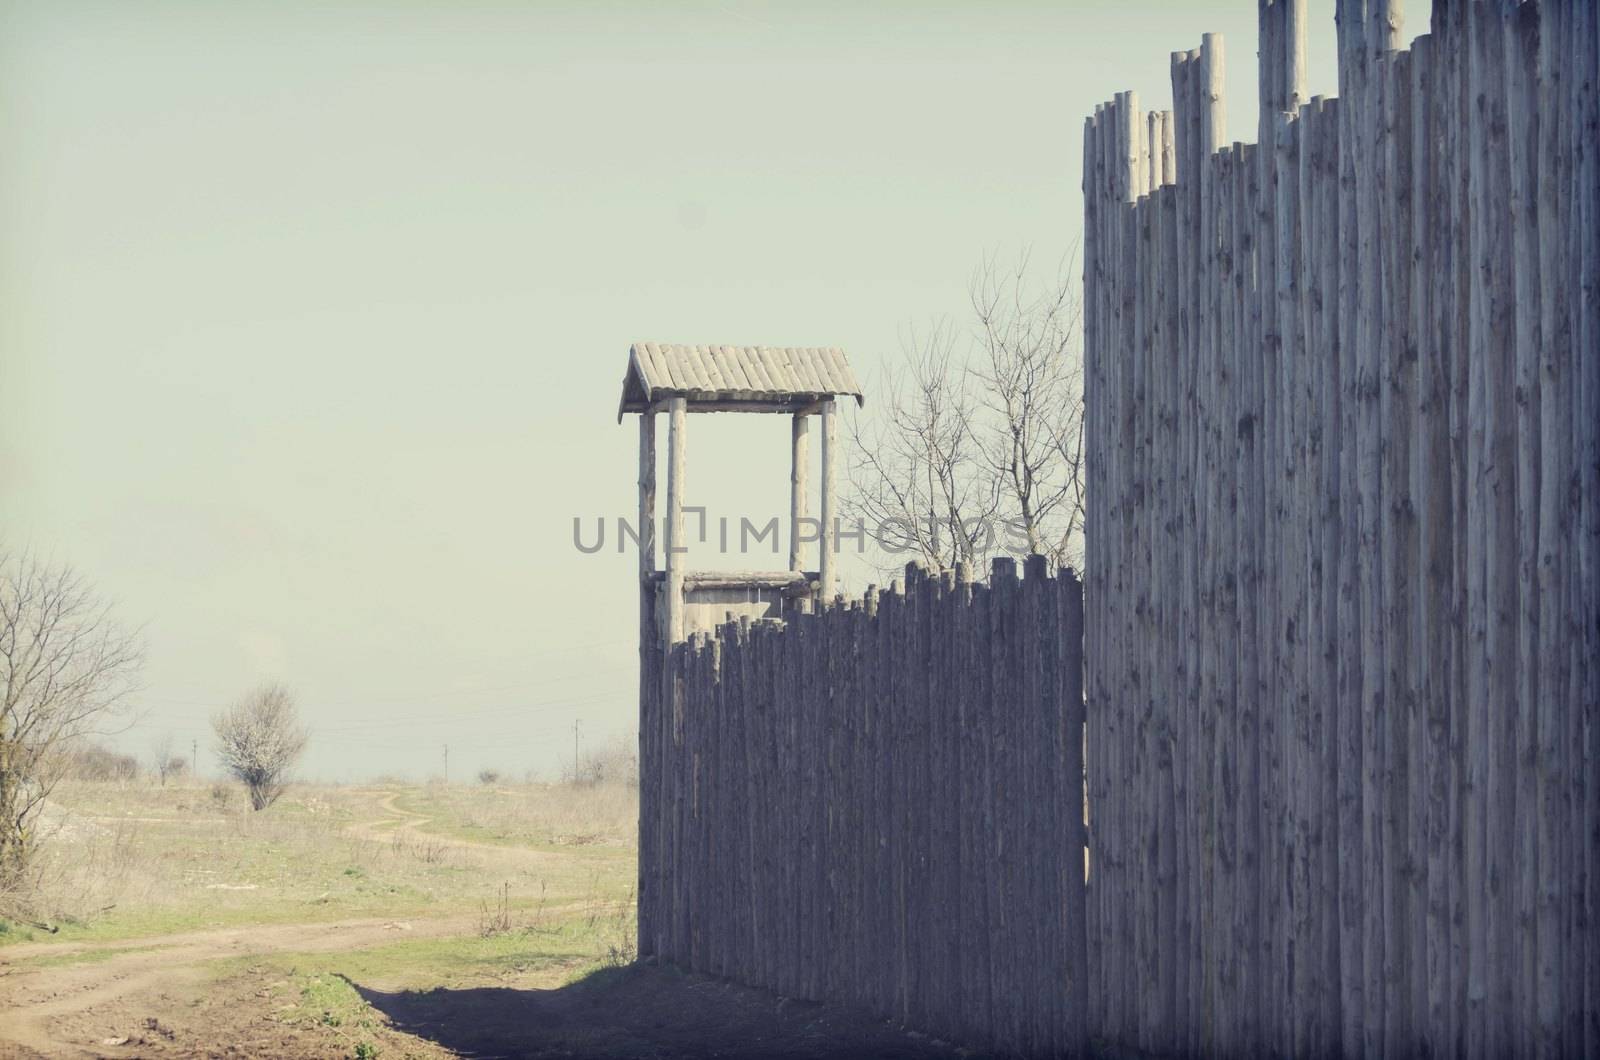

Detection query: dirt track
xmin=0 ymin=795 xmax=518 ymax=1058
xmin=0 ymin=914 xmax=475 ymax=1058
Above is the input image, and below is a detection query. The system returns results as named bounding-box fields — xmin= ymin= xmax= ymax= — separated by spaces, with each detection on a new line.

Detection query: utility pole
xmin=573 ymin=720 xmax=581 ymax=783
xmin=443 ymin=744 xmax=449 ymax=785
xmin=192 ymin=738 xmax=198 ymax=780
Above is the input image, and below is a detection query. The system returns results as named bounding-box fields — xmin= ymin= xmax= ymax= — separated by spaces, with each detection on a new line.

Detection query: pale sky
xmin=1 ymin=0 xmax=1423 ymax=782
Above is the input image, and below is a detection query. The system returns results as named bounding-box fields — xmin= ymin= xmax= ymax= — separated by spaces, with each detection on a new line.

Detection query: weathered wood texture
xmin=640 ymin=560 xmax=1088 ymax=1057
xmin=1083 ymin=1 xmax=1599 ymax=1055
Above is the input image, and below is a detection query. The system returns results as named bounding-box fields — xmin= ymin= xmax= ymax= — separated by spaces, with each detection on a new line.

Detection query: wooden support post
xmin=640 ymin=414 xmax=658 ymax=569
xmin=1286 ymin=0 xmax=1309 ymax=112
xmin=819 ymin=398 xmax=837 ymax=605
xmin=638 ymin=410 xmax=658 ymax=955
xmin=665 ymin=396 xmax=687 ymax=648
xmin=790 ymin=413 xmax=809 ymax=574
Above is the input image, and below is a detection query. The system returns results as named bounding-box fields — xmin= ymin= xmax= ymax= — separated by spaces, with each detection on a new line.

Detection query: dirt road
xmin=0 ymin=794 xmax=494 ymax=1058
xmin=0 ymin=913 xmax=475 ymax=1058
xmin=0 ymin=792 xmax=549 ymax=1058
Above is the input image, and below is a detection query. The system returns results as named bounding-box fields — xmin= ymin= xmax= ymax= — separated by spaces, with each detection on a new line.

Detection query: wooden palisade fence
xmin=639 ymin=558 xmax=1089 ymax=1057
xmin=1084 ymin=0 xmax=1597 ymax=1056
xmin=637 ymin=1 xmax=1596 ymax=1056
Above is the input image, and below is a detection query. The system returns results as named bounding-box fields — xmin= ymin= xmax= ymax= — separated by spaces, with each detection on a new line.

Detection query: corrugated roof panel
xmin=784 ymin=347 xmax=817 ymax=393
xmin=619 ymin=343 xmax=864 ymax=419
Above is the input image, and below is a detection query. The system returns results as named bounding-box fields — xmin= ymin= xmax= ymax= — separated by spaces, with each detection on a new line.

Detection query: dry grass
xmin=1 ymin=778 xmax=637 ymax=947
xmin=395 ymin=781 xmax=638 ymax=851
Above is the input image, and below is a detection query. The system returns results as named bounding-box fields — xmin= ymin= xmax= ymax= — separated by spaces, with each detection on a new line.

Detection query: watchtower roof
xmin=617 ymin=343 xmax=863 ymax=421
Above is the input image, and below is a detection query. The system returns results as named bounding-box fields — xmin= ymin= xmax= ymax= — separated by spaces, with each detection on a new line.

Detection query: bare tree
xmin=971 ymin=250 xmax=1087 ymax=568
xmin=848 ymin=250 xmax=1086 ymax=575
xmin=65 ymin=742 xmax=141 ymax=783
xmin=846 ymin=320 xmax=1002 ymax=572
xmin=151 ymin=732 xmax=180 ymax=787
xmin=0 ymin=553 xmax=143 ymax=885
xmin=212 ymin=683 xmax=307 ymax=811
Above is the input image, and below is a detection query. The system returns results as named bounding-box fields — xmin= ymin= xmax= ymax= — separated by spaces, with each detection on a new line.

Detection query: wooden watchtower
xmin=618 ymin=342 xmax=863 ymax=656
xmin=621 ymin=342 xmax=862 ymax=963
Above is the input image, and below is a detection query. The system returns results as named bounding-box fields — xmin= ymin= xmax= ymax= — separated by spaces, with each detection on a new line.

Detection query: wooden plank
xmin=1151 ymin=177 xmax=1179 ymax=1057
xmin=1533 ymin=2 xmax=1573 ymax=1052
xmin=1173 ymin=50 xmax=1202 ymax=1053
xmin=1413 ymin=20 xmax=1452 ymax=1050
xmin=1309 ymin=93 xmax=1344 ymax=1059
xmin=1501 ymin=6 xmax=1540 ymax=1050
xmin=1479 ymin=6 xmax=1518 ymax=1053
xmin=1465 ymin=5 xmax=1495 ymax=1053
xmin=1277 ymin=102 xmax=1309 ymax=1060
xmin=989 ymin=558 xmax=1021 ymax=1051
xmin=1332 ymin=4 xmax=1366 ymax=1049
xmin=1256 ymin=37 xmax=1284 ymax=1058
xmin=1083 ymin=95 xmax=1100 ymax=1042
xmin=1355 ymin=21 xmax=1387 ymax=1060
xmin=1060 ymin=569 xmax=1089 ymax=1056
xmin=1446 ymin=3 xmax=1473 ymax=1047
xmin=1569 ymin=4 xmax=1600 ymax=1054
xmin=1385 ymin=47 xmax=1418 ymax=1053
xmin=968 ymin=579 xmax=996 ymax=1040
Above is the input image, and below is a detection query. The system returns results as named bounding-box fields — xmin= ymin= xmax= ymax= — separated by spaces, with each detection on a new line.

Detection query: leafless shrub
xmin=64 ymin=742 xmax=142 ymax=783
xmin=2 ymin=810 xmax=146 ymax=929
xmin=389 ymin=830 xmax=451 ymax=866
xmin=151 ymin=732 xmax=186 ymax=786
xmin=600 ymin=886 xmax=638 ymax=968
xmin=566 ymin=736 xmax=638 ymax=788
xmin=478 ymin=881 xmax=514 ymax=937
xmin=212 ymin=683 xmax=307 ymax=811
xmin=0 ymin=553 xmax=143 ymax=891
xmin=477 ymin=769 xmax=501 ymax=786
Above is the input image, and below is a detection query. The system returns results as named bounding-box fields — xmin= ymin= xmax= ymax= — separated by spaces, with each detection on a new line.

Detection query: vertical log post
xmin=790 ymin=412 xmax=810 ymax=612
xmin=665 ymin=396 xmax=688 ymax=650
xmin=819 ymin=398 xmax=837 ymax=605
xmin=638 ymin=410 xmax=658 ymax=956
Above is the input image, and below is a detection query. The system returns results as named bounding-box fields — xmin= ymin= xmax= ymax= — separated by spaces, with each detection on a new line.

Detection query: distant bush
xmin=567 ymin=736 xmax=638 ymax=788
xmin=476 ymin=769 xmax=502 ymax=786
xmin=151 ymin=733 xmax=188 ymax=786
xmin=65 ymin=743 xmax=141 ymax=783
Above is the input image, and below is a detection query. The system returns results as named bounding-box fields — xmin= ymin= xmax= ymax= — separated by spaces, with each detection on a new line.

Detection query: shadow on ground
xmin=349 ymin=961 xmax=981 ymax=1060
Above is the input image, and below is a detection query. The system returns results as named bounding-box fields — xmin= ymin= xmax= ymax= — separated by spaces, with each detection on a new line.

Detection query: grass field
xmin=0 ymin=779 xmax=640 ymax=1058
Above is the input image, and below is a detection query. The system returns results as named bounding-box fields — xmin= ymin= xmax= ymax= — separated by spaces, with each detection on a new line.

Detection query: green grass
xmin=0 ymin=918 xmax=39 ymax=944
xmin=386 ymin=786 xmax=636 ymax=857
xmin=201 ymin=902 xmax=636 ymax=1060
xmin=4 ymin=942 xmax=165 ymax=971
xmin=219 ymin=909 xmax=632 ymax=995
